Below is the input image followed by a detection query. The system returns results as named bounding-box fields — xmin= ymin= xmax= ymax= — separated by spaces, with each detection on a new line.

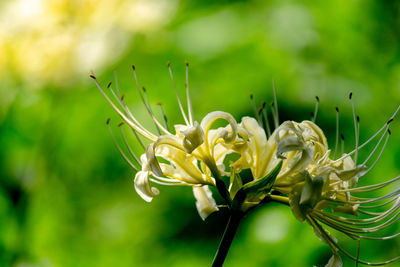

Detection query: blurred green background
xmin=1 ymin=0 xmax=400 ymax=266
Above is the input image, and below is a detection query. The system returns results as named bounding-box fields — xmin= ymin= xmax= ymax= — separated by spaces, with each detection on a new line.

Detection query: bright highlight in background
xmin=252 ymin=207 xmax=290 ymax=243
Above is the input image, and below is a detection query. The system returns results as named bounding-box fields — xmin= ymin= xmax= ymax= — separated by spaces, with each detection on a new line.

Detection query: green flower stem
xmin=212 ymin=212 xmax=243 ymax=267
xmin=206 ymin=159 xmax=232 ymax=207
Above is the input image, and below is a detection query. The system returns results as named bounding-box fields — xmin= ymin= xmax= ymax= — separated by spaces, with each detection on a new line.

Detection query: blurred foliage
xmin=1 ymin=0 xmax=400 ymax=266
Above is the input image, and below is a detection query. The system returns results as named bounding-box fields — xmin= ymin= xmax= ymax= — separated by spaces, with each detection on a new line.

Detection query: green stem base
xmin=211 ymin=212 xmax=242 ymax=267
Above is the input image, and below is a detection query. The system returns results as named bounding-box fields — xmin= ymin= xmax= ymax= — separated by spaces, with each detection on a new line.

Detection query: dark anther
xmin=118 ymin=122 xmax=124 ymax=127
xmin=261 ymin=101 xmax=266 ymax=109
xmin=349 ymin=92 xmax=353 ymax=99
xmin=107 ymin=82 xmax=112 ymax=88
xmin=106 ymin=118 xmax=110 ymax=124
xmin=335 ymin=107 xmax=339 ymax=112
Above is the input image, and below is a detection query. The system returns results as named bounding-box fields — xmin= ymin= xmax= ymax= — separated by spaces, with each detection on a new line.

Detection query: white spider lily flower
xmin=232 ymin=93 xmax=400 ymax=266
xmin=268 ymin=103 xmax=400 ymax=266
xmin=92 ymin=63 xmax=243 ymax=219
xmin=93 ymin=64 xmax=400 ymax=266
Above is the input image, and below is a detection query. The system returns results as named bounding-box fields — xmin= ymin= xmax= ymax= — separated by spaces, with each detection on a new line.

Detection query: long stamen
xmin=357 ymin=115 xmax=360 ymax=160
xmin=350 ymin=92 xmax=359 ymax=164
xmin=185 ymin=60 xmax=194 ymax=125
xmin=363 ymin=129 xmax=390 ymax=175
xmin=360 ymin=232 xmax=400 ymax=241
xmin=314 ymin=208 xmax=400 ymax=234
xmin=132 ymin=128 xmax=146 ymax=150
xmin=90 ymin=74 xmax=157 ymax=141
xmin=107 ymin=119 xmax=138 ymax=171
xmin=356 ymin=239 xmax=360 ymax=267
xmin=334 ymin=107 xmax=340 ymax=159
xmin=317 ymin=199 xmax=400 ymax=225
xmin=272 ymin=80 xmax=279 ymax=127
xmin=250 ymin=94 xmax=262 ymax=126
xmin=341 ymin=134 xmax=345 ymax=156
xmin=156 ymin=102 xmax=170 ymax=132
xmin=334 ymin=187 xmax=400 ymax=205
xmin=362 ymin=126 xmax=388 ymax=165
xmin=312 ymin=96 xmax=319 ymax=123
xmin=310 ymin=216 xmax=400 ymax=266
xmin=335 ymin=104 xmax=400 ymax=164
xmin=114 ymin=71 xmax=121 ymax=96
xmin=119 ymin=122 xmax=141 ymax=166
xmin=142 ymin=86 xmax=162 ymax=135
xmin=343 ymin=175 xmax=400 ymax=193
xmin=107 ymin=81 xmax=156 ymax=140
xmin=270 ymin=102 xmax=279 ymax=129
xmin=132 ymin=65 xmax=170 ymax=135
xmin=360 ymin=196 xmax=399 ymax=210
xmin=167 ymin=61 xmax=190 ymax=125
xmin=334 ymin=118 xmax=393 ymax=163
xmin=261 ymin=101 xmax=272 ymax=137
xmin=106 ymin=84 xmax=149 ymax=151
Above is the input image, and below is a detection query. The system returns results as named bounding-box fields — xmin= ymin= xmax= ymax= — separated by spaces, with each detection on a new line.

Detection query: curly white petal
xmin=134 ymin=171 xmax=160 ymax=202
xmin=193 ymin=185 xmax=219 ymax=220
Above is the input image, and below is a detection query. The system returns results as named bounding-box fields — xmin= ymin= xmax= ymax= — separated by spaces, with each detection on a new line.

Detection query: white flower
xmin=93 ymin=64 xmax=400 ymax=266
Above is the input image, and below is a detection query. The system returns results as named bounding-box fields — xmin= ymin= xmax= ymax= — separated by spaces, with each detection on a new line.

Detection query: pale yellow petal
xmin=193 ymin=185 xmax=219 ymax=220
xmin=134 ymin=171 xmax=160 ymax=202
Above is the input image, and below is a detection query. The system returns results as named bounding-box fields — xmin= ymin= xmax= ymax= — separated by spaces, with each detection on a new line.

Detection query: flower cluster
xmin=91 ymin=63 xmax=400 ymax=266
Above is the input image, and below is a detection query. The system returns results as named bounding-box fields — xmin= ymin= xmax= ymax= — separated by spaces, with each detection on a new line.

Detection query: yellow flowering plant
xmin=91 ymin=62 xmax=400 ymax=267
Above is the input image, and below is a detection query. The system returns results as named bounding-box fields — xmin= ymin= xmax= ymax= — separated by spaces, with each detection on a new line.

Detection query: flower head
xmin=92 ymin=63 xmax=400 ymax=266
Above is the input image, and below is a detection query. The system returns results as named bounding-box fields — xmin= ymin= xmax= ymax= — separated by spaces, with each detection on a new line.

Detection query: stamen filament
xmin=185 ymin=61 xmax=194 ymax=125
xmin=334 ymin=104 xmax=400 ymax=163
xmin=157 ymin=102 xmax=170 ymax=132
xmin=350 ymin=93 xmax=359 ymax=164
xmin=250 ymin=94 xmax=262 ymax=126
xmin=107 ymin=121 xmax=138 ymax=171
xmin=132 ymin=66 xmax=170 ymax=135
xmin=341 ymin=134 xmax=345 ymax=156
xmin=142 ymin=87 xmax=162 ymax=135
xmin=108 ymin=83 xmax=157 ymax=140
xmin=334 ymin=107 xmax=339 ymax=159
xmin=363 ymin=132 xmax=390 ymax=175
xmin=91 ymin=75 xmax=157 ymax=141
xmin=362 ymin=126 xmax=389 ymax=165
xmin=270 ymin=102 xmax=278 ymax=129
xmin=312 ymin=96 xmax=319 ymax=123
xmin=261 ymin=102 xmax=272 ymax=137
xmin=167 ymin=62 xmax=190 ymax=125
xmin=272 ymin=80 xmax=279 ymax=128
xmin=119 ymin=123 xmax=141 ymax=166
